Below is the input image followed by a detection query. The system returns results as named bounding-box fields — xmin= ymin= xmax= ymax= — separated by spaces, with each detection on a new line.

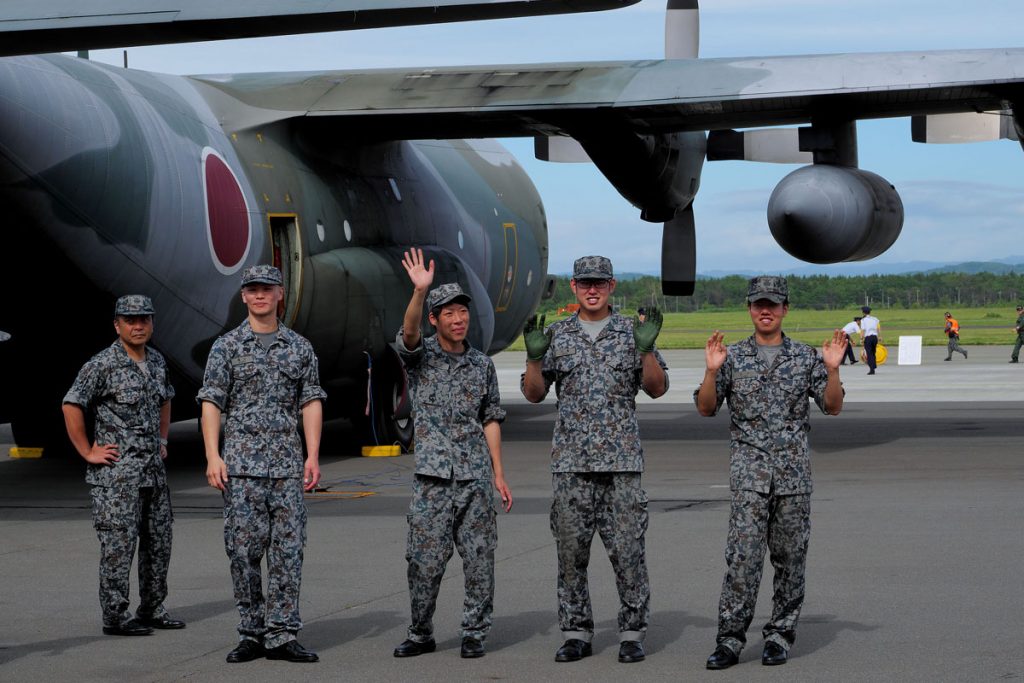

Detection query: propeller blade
xmin=707 ymin=129 xmax=813 ymax=163
xmin=662 ymin=205 xmax=696 ymax=296
xmin=534 ymin=135 xmax=592 ymax=163
xmin=666 ymin=0 xmax=699 ymax=59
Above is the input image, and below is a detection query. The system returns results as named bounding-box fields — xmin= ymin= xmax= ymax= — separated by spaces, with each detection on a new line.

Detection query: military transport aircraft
xmin=2 ymin=0 xmax=1023 ymax=452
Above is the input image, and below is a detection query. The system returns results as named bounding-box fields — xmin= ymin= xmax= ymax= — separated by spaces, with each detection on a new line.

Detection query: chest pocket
xmin=274 ymin=357 xmax=305 ymax=404
xmin=232 ymin=362 xmax=258 ymax=382
xmin=730 ymin=377 xmax=763 ymax=421
xmin=780 ymin=379 xmax=811 ymax=419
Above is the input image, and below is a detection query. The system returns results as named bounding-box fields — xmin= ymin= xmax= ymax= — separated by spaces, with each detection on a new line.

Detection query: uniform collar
xmin=735 ymin=332 xmax=794 ymax=356
xmin=110 ymin=339 xmax=154 ymax=366
xmin=569 ymin=310 xmax=628 ymax=337
xmin=238 ymin=318 xmax=293 ymax=346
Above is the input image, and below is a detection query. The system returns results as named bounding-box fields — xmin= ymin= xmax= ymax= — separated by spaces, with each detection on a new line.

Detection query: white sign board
xmin=898 ymin=336 xmax=923 ymax=365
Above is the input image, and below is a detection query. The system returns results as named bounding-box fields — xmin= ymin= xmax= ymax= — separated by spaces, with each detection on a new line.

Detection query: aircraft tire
xmin=366 ymin=348 xmax=414 ymax=452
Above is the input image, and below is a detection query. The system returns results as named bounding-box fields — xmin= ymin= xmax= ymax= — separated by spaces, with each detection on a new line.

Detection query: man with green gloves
xmin=521 ymin=255 xmax=669 ymax=665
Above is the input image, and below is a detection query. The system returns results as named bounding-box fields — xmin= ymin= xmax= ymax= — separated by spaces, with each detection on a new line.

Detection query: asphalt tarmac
xmin=1 ymin=347 xmax=1022 ymax=682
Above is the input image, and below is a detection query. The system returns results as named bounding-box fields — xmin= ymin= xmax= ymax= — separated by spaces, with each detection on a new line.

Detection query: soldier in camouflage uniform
xmin=695 ymin=276 xmax=846 ymax=670
xmin=521 ymin=255 xmax=668 ymax=665
xmin=392 ymin=248 xmax=512 ymax=660
xmin=62 ymin=295 xmax=184 ymax=636
xmin=198 ymin=265 xmax=327 ymax=664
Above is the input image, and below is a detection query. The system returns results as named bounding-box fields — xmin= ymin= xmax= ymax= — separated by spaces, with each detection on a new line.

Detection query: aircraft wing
xmin=190 ymin=48 xmax=1024 ymax=137
xmin=0 ymin=0 xmax=638 ymax=58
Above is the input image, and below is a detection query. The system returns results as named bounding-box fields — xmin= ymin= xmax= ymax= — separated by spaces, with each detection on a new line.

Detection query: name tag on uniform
xmin=554 ymin=348 xmax=575 ymax=358
xmin=733 ymin=370 xmax=759 ymax=380
xmin=231 ymin=355 xmax=256 ymax=367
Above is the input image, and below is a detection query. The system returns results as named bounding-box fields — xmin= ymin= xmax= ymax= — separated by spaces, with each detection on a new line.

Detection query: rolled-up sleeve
xmin=196 ymin=340 xmax=230 ymax=410
xmin=481 ymin=361 xmax=506 ymax=424
xmin=63 ymin=359 xmax=101 ymax=408
xmin=394 ymin=328 xmax=423 ymax=368
xmin=299 ymin=346 xmax=327 ymax=406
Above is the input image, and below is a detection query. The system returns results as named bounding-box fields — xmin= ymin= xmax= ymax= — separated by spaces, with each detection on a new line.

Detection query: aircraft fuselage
xmin=0 ymin=54 xmax=547 ymax=438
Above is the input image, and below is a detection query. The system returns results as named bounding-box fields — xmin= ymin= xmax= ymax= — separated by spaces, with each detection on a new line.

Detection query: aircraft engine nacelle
xmin=578 ymin=130 xmax=706 ymax=222
xmin=767 ymin=165 xmax=904 ymax=264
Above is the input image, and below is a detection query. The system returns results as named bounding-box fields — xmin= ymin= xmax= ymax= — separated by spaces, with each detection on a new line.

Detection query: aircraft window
xmin=344 ymin=220 xmax=352 ymax=242
xmin=388 ymin=178 xmax=402 ymax=202
xmin=316 ymin=221 xmax=325 ymax=242
xmin=458 ymin=230 xmax=464 ymax=249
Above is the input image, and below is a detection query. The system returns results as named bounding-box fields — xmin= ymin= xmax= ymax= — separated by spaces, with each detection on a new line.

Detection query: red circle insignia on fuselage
xmin=202 ymin=148 xmax=250 ymax=273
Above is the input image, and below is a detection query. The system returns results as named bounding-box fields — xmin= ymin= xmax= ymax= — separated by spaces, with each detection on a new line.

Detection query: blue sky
xmin=83 ymin=0 xmax=1024 ymax=275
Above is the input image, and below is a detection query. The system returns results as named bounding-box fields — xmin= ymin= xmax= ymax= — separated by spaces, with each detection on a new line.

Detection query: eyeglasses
xmin=575 ymin=279 xmax=610 ymax=291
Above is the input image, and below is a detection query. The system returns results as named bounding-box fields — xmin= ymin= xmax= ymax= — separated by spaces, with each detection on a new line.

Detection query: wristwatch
xmin=159 ymin=437 xmax=168 ymax=446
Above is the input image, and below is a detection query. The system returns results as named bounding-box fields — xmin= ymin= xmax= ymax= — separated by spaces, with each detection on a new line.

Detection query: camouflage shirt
xmin=694 ymin=334 xmax=832 ymax=495
xmin=63 ymin=341 xmax=175 ymax=487
xmin=396 ymin=332 xmax=505 ymax=480
xmin=197 ymin=320 xmax=326 ymax=478
xmin=523 ymin=312 xmax=668 ymax=473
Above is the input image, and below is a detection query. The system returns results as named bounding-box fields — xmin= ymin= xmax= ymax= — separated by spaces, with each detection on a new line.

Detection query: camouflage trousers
xmin=406 ymin=475 xmax=497 ymax=642
xmin=90 ymin=483 xmax=173 ymax=627
xmin=550 ymin=472 xmax=649 ymax=643
xmin=716 ymin=489 xmax=811 ymax=655
xmin=223 ymin=476 xmax=307 ymax=649
xmin=946 ymin=335 xmax=967 ymax=359
xmin=1012 ymin=335 xmax=1023 ymax=361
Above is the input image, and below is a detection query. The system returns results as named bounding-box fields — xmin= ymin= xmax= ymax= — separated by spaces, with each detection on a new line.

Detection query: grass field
xmin=506 ymin=306 xmax=1022 ymax=350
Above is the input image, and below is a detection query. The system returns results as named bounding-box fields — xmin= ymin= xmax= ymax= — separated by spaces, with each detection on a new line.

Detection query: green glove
xmin=633 ymin=307 xmax=663 ymax=354
xmin=523 ymin=314 xmax=551 ymax=361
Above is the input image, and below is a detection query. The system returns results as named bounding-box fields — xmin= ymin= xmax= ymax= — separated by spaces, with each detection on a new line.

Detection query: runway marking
xmin=306 ymin=490 xmax=377 ymax=500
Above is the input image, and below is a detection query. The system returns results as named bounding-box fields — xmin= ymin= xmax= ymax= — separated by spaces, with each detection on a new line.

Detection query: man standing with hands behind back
xmin=696 ymin=276 xmax=845 ymax=669
xmin=521 ymin=255 xmax=668 ymax=665
xmin=198 ymin=264 xmax=326 ymax=665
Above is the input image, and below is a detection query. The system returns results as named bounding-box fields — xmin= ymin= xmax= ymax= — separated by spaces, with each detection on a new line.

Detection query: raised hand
xmin=633 ymin=306 xmax=663 ymax=353
xmin=705 ymin=331 xmax=728 ymax=372
xmin=523 ymin=314 xmax=551 ymax=362
xmin=401 ymin=248 xmax=435 ymax=291
xmin=821 ymin=328 xmax=848 ymax=370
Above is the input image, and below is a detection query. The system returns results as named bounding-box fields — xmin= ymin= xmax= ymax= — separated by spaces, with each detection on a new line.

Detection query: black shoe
xmin=706 ymin=645 xmax=738 ymax=670
xmin=867 ymin=370 xmax=875 ymax=375
xmin=618 ymin=640 xmax=645 ymax=663
xmin=460 ymin=636 xmax=485 ymax=658
xmin=265 ymin=640 xmax=319 ymax=663
xmin=1010 ymin=359 xmax=1019 ymax=363
xmin=226 ymin=640 xmax=264 ymax=663
xmin=137 ymin=613 xmax=186 ymax=629
xmin=944 ymin=358 xmax=951 ymax=361
xmin=851 ymin=360 xmax=858 ymax=364
xmin=762 ymin=641 xmax=788 ymax=666
xmin=102 ymin=618 xmax=153 ymax=636
xmin=555 ymin=639 xmax=592 ymax=662
xmin=393 ymin=638 xmax=436 ymax=658
xmin=964 ymin=350 xmax=968 ymax=358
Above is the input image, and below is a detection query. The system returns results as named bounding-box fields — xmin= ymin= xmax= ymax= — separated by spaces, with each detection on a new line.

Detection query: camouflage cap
xmin=114 ymin=295 xmax=155 ymax=317
xmin=241 ymin=264 xmax=283 ymax=287
xmin=427 ymin=283 xmax=471 ymax=312
xmin=747 ymin=275 xmax=788 ymax=304
xmin=1018 ymin=305 xmax=1023 ymax=311
xmin=573 ymin=255 xmax=613 ymax=280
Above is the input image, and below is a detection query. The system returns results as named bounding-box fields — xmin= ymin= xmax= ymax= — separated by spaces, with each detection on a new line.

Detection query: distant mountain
xmin=699 ymin=259 xmax=1024 ymax=278
xmin=557 ymin=260 xmax=1024 ymax=279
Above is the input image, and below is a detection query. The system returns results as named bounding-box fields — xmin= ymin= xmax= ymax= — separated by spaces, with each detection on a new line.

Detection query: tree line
xmin=538 ymin=272 xmax=1024 ymax=313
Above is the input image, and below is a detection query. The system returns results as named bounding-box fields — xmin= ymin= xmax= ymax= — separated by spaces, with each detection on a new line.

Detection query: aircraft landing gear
xmin=365 ymin=348 xmax=413 ymax=452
